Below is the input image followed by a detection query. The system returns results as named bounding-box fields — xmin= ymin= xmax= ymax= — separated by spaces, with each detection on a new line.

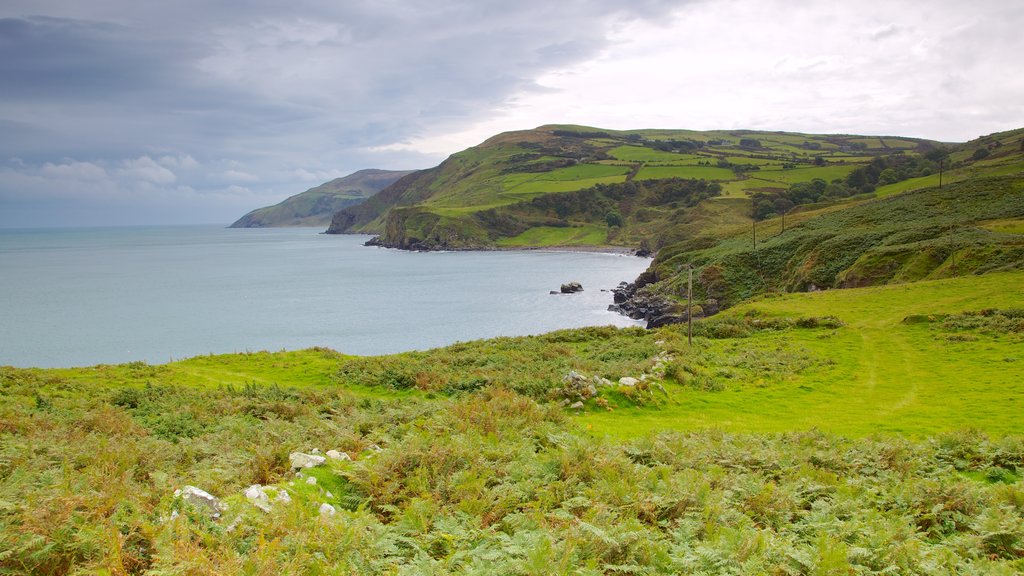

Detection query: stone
xmin=244 ymin=485 xmax=272 ymax=513
xmin=560 ymin=281 xmax=583 ymax=294
xmin=289 ymin=452 xmax=326 ymax=470
xmin=174 ymin=485 xmax=226 ymax=519
xmin=326 ymin=449 xmax=351 ymax=461
xmin=569 ymin=401 xmax=584 ymax=410
xmin=369 ymin=444 xmax=383 ymax=452
xmin=619 ymin=377 xmax=639 ymax=387
xmin=306 ymin=476 xmax=317 ymax=485
xmin=325 ymin=491 xmax=334 ymax=499
xmin=276 ymin=490 xmax=292 ymax=504
xmin=319 ymin=503 xmax=336 ymax=517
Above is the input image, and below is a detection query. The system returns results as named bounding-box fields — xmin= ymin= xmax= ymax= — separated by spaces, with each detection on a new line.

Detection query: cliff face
xmin=230 ymin=169 xmax=416 ymax=228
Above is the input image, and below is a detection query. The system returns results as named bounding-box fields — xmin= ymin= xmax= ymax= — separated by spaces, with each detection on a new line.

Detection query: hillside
xmin=230 ymin=169 xmax=416 ymax=228
xmin=326 ymin=125 xmax=943 ymax=250
xmin=3 ymin=270 xmax=1023 ymax=573
xmin=615 ymin=127 xmax=1024 ymax=324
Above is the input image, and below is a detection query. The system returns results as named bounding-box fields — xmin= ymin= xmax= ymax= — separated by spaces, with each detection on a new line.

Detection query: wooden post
xmin=938 ymin=159 xmax=944 ymax=189
xmin=687 ymin=265 xmax=693 ymax=347
xmin=752 ymin=220 xmax=757 ymax=252
xmin=950 ymin=227 xmax=957 ymax=277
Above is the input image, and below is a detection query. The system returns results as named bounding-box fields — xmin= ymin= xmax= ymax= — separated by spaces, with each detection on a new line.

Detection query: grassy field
xmin=495 ymin=225 xmax=609 ymax=247
xmin=583 ymin=271 xmax=1024 ymax=437
xmin=3 ymin=272 xmax=1024 ymax=574
xmin=634 ymin=165 xmax=736 ymax=181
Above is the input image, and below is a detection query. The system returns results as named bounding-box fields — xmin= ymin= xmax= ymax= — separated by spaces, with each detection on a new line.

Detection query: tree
xmin=972 ymin=148 xmax=990 ymax=161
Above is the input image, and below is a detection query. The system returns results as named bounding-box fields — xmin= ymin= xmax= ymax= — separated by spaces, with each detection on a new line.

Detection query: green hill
xmin=229 ymin=169 xmax=416 ymax=228
xmin=325 ymin=125 xmax=944 ymax=250
xmin=618 ymin=128 xmax=1024 ymax=323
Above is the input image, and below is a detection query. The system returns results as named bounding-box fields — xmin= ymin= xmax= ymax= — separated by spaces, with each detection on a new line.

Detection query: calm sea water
xmin=0 ymin=226 xmax=649 ymax=368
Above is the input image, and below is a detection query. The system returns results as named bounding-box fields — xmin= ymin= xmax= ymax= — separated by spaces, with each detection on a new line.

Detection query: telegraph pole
xmin=687 ymin=265 xmax=693 ymax=346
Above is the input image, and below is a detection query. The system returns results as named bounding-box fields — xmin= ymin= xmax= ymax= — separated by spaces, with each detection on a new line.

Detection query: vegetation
xmin=3 ymin=271 xmax=1024 ymax=574
xmin=6 ymin=124 xmax=1024 ymax=573
xmin=325 ymin=125 xmax=943 ymax=250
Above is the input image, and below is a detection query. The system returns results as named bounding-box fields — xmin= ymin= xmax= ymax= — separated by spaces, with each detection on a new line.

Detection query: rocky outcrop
xmin=560 ymin=282 xmax=583 ymax=293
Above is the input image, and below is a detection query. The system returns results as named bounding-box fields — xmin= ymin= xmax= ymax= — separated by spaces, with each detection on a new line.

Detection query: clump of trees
xmin=752 ymin=153 xmax=941 ymax=220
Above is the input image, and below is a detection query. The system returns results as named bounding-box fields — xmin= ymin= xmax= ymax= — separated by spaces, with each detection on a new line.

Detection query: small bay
xmin=0 ymin=226 xmax=649 ymax=368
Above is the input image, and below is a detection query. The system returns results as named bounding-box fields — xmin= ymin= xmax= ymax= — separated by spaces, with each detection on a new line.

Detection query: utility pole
xmin=687 ymin=265 xmax=693 ymax=346
xmin=950 ymin=227 xmax=957 ymax=277
xmin=752 ymin=220 xmax=757 ymax=252
xmin=938 ymin=159 xmax=944 ymax=189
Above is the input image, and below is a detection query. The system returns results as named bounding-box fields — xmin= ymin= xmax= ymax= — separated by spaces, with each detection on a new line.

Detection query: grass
xmin=634 ymin=165 xmax=736 ymax=181
xmin=582 ymin=270 xmax=1024 ymax=437
xmin=495 ymin=224 xmax=609 ymax=247
xmin=980 ymin=217 xmax=1024 ymax=235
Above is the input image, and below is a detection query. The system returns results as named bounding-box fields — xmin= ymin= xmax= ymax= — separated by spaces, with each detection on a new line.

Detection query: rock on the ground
xmin=306 ymin=476 xmax=317 ymax=485
xmin=619 ymin=377 xmax=639 ymax=387
xmin=290 ymin=452 xmax=326 ymax=470
xmin=319 ymin=503 xmax=336 ymax=517
xmin=244 ymin=484 xmax=272 ymax=513
xmin=569 ymin=401 xmax=584 ymax=410
xmin=326 ymin=449 xmax=351 ymax=461
xmin=174 ymin=486 xmax=226 ymax=519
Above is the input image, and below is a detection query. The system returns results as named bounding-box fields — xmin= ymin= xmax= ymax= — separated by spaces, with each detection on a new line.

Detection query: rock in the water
xmin=326 ymin=449 xmax=351 ymax=461
xmin=619 ymin=377 xmax=639 ymax=387
xmin=319 ymin=503 xmax=336 ymax=517
xmin=560 ymin=281 xmax=584 ymax=294
xmin=290 ymin=452 xmax=326 ymax=470
xmin=174 ymin=486 xmax=226 ymax=519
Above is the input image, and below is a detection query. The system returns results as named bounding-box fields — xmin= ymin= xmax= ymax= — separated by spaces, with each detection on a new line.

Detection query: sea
xmin=0 ymin=226 xmax=650 ymax=368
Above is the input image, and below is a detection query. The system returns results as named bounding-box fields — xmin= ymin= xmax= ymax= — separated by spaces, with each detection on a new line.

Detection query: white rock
xmin=569 ymin=401 xmax=584 ymax=410
xmin=325 ymin=491 xmax=334 ymax=499
xmin=174 ymin=485 xmax=226 ymax=518
xmin=619 ymin=377 xmax=639 ymax=387
xmin=368 ymin=444 xmax=383 ymax=452
xmin=289 ymin=452 xmax=326 ymax=470
xmin=276 ymin=490 xmax=292 ymax=504
xmin=639 ymin=374 xmax=648 ymax=381
xmin=244 ymin=484 xmax=272 ymax=512
xmin=310 ymin=448 xmax=321 ymax=454
xmin=306 ymin=476 xmax=317 ymax=485
xmin=326 ymin=450 xmax=351 ymax=461
xmin=319 ymin=503 xmax=336 ymax=516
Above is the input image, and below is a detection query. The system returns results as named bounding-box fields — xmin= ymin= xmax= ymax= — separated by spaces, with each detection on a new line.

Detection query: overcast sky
xmin=1 ymin=0 xmax=1022 ymax=227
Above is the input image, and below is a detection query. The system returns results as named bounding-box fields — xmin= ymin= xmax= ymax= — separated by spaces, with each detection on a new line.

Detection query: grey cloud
xmin=0 ymin=1 xmax=688 ymax=226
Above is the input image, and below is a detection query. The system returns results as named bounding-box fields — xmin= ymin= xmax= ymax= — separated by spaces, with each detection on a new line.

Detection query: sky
xmin=1 ymin=0 xmax=1022 ymax=227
